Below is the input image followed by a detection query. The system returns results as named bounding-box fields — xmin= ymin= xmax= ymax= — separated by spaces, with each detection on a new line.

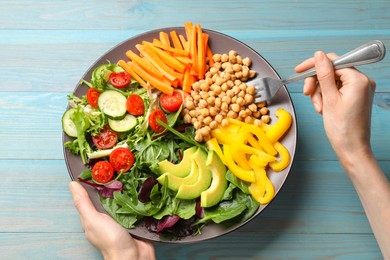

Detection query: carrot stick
xmin=151 ymin=39 xmax=189 ymax=56
xmin=179 ymin=35 xmax=189 ymax=51
xmin=117 ymin=60 xmax=150 ymax=90
xmin=196 ymin=24 xmax=205 ymax=79
xmin=189 ymin=24 xmax=198 ymax=76
xmin=206 ymin=46 xmax=214 ymax=68
xmin=143 ymin=41 xmax=186 ymax=73
xmin=169 ymin=31 xmax=183 ymax=50
xmin=182 ymin=66 xmax=192 ymax=93
xmin=184 ymin=21 xmax=193 ymax=40
xmin=126 ymin=50 xmax=164 ymax=78
xmin=174 ymin=55 xmax=192 ymax=65
xmin=136 ymin=44 xmax=178 ymax=82
xmin=129 ymin=61 xmax=174 ymax=95
xmin=159 ymin=31 xmax=171 ymax=47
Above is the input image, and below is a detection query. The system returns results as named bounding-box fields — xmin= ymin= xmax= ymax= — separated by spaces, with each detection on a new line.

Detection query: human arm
xmin=295 ymin=51 xmax=390 ymax=258
xmin=69 ymin=181 xmax=156 ymax=260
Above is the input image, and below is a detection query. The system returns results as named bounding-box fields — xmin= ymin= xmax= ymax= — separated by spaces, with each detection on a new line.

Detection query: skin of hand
xmin=69 ymin=181 xmax=156 ymax=260
xmin=295 ymin=51 xmax=390 ymax=258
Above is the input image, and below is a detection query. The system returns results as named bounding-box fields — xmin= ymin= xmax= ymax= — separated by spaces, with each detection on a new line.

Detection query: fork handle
xmin=281 ymin=40 xmax=386 ymax=84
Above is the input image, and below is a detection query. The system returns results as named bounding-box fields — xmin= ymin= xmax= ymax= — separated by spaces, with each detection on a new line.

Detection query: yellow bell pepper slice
xmin=269 ymin=141 xmax=290 ymax=172
xmin=223 ymin=144 xmax=255 ymax=183
xmin=206 ymin=137 xmax=227 ymax=165
xmin=266 ymin=108 xmax=292 ymax=144
xmin=231 ymin=143 xmax=252 ymax=170
xmin=248 ymin=155 xmax=275 ymax=204
xmin=240 ymin=124 xmax=277 ymax=156
xmin=211 ymin=126 xmax=245 ymax=145
xmin=234 ymin=143 xmax=276 ymax=165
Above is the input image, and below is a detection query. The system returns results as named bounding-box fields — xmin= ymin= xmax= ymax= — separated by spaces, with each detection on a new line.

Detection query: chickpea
xmin=236 ymin=97 xmax=245 ymax=106
xmin=231 ymin=103 xmax=240 ymax=113
xmin=238 ymin=90 xmax=246 ymax=98
xmin=233 ymin=63 xmax=241 ymax=72
xmin=246 ymin=85 xmax=255 ymax=95
xmin=183 ymin=114 xmax=192 ymax=124
xmin=189 ymin=110 xmax=197 ymax=118
xmin=209 ymin=106 xmax=218 ymax=117
xmin=244 ymin=93 xmax=254 ymax=104
xmin=209 ymin=120 xmax=218 ymax=130
xmin=213 ymin=85 xmax=222 ymax=95
xmin=239 ymin=110 xmax=248 ymax=118
xmin=215 ymin=114 xmax=224 ymax=123
xmin=221 ymin=102 xmax=229 ymax=112
xmin=193 ymin=121 xmax=202 ymax=129
xmin=215 ymin=97 xmax=222 ymax=108
xmin=236 ymin=55 xmax=243 ymax=64
xmin=203 ymin=116 xmax=213 ymax=126
xmin=199 ymin=99 xmax=207 ymax=108
xmin=244 ymin=116 xmax=253 ymax=124
xmin=221 ymin=53 xmax=229 ymax=62
xmin=249 ymin=70 xmax=256 ymax=78
xmin=257 ymin=101 xmax=267 ymax=108
xmin=227 ymin=110 xmax=238 ymax=119
xmin=253 ymin=111 xmax=261 ymax=118
xmin=229 ymin=50 xmax=237 ymax=56
xmin=243 ymin=57 xmax=251 ymax=66
xmin=207 ymin=96 xmax=215 ymax=106
xmin=195 ymin=133 xmax=203 ymax=142
xmin=254 ymin=119 xmax=262 ymax=126
xmin=213 ymin=53 xmax=222 ymax=62
xmin=248 ymin=103 xmax=258 ymax=112
xmin=209 ymin=66 xmax=219 ymax=75
xmin=260 ymin=106 xmax=269 ymax=115
xmin=185 ymin=100 xmax=195 ymax=110
xmin=261 ymin=115 xmax=271 ymax=124
xmin=221 ymin=118 xmax=229 ymax=126
xmin=231 ymin=96 xmax=237 ymax=104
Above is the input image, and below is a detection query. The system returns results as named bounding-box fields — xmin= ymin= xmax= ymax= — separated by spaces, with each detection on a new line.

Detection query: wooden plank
xmin=0 ymin=233 xmax=381 ymax=259
xmin=0 ymin=1 xmax=389 ymax=30
xmin=0 ymin=31 xmax=388 ymax=93
xmin=0 ymin=92 xmax=388 ymax=161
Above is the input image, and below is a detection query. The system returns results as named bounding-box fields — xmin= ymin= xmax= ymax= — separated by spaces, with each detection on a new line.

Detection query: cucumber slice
xmin=108 ymin=114 xmax=137 ymax=133
xmin=98 ymin=90 xmax=127 ymax=119
xmin=62 ymin=108 xmax=78 ymax=137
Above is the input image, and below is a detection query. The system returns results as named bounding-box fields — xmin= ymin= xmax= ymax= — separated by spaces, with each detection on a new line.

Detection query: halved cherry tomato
xmin=159 ymin=91 xmax=183 ymax=113
xmin=126 ymin=94 xmax=145 ymax=116
xmin=148 ymin=109 xmax=167 ymax=133
xmin=92 ymin=125 xmax=118 ymax=149
xmin=92 ymin=161 xmax=114 ymax=183
xmin=109 ymin=147 xmax=135 ymax=173
xmin=109 ymin=71 xmax=131 ymax=88
xmin=86 ymin=88 xmax=100 ymax=108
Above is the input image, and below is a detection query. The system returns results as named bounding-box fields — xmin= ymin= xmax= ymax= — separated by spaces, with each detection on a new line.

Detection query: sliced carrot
xmin=159 ymin=31 xmax=171 ymax=47
xmin=174 ymin=55 xmax=192 ymax=65
xmin=188 ymin=24 xmax=198 ymax=76
xmin=117 ymin=60 xmax=150 ymax=90
xmin=169 ymin=31 xmax=183 ymax=50
xmin=126 ymin=50 xmax=164 ymax=79
xmin=184 ymin=21 xmax=193 ymax=41
xmin=179 ymin=35 xmax=189 ymax=51
xmin=136 ymin=44 xmax=178 ymax=82
xmin=206 ymin=46 xmax=214 ymax=67
xmin=128 ymin=61 xmax=174 ymax=95
xmin=143 ymin=41 xmax=186 ymax=73
xmin=182 ymin=66 xmax=192 ymax=93
xmin=196 ymin=24 xmax=206 ymax=79
xmin=151 ymin=39 xmax=189 ymax=56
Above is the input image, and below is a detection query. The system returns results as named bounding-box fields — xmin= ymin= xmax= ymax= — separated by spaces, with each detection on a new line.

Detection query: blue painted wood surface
xmin=0 ymin=1 xmax=389 ymax=259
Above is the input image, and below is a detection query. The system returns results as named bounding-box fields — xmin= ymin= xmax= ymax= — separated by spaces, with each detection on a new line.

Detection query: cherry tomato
xmin=109 ymin=147 xmax=135 ymax=173
xmin=92 ymin=125 xmax=118 ymax=149
xmin=148 ymin=109 xmax=167 ymax=133
xmin=86 ymin=88 xmax=100 ymax=108
xmin=126 ymin=94 xmax=145 ymax=116
xmin=159 ymin=91 xmax=183 ymax=112
xmin=109 ymin=71 xmax=131 ymax=88
xmin=92 ymin=161 xmax=114 ymax=184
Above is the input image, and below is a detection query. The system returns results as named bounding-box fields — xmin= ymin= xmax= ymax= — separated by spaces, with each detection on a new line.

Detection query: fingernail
xmin=69 ymin=181 xmax=80 ymax=200
xmin=314 ymin=51 xmax=325 ymax=61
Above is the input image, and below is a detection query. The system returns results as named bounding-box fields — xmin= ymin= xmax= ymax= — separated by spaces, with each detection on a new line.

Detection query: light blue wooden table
xmin=1 ymin=1 xmax=389 ymax=259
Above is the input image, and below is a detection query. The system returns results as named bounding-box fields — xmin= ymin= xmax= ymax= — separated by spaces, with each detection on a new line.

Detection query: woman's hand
xmin=295 ymin=51 xmax=376 ymax=166
xmin=69 ymin=181 xmax=155 ymax=260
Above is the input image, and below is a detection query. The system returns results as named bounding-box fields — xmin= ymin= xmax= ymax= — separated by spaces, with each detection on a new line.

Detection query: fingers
xmin=313 ymin=51 xmax=339 ymax=103
xmin=69 ymin=181 xmax=98 ymax=223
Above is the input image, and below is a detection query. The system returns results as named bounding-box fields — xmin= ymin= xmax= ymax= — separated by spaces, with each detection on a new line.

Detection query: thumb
xmin=69 ymin=181 xmax=98 ymax=222
xmin=314 ymin=51 xmax=338 ymax=102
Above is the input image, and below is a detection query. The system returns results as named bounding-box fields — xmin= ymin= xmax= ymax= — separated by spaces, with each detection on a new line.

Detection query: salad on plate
xmin=62 ymin=22 xmax=293 ymax=240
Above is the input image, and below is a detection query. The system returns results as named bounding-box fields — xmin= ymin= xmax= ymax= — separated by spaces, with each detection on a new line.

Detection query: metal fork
xmin=253 ymin=40 xmax=386 ymax=103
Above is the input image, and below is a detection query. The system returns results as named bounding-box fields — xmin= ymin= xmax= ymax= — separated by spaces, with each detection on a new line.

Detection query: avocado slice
xmin=155 ymin=146 xmax=198 ymax=177
xmin=176 ymin=148 xmax=211 ymax=200
xmin=157 ymin=148 xmax=202 ymax=191
xmin=200 ymin=150 xmax=228 ymax=207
